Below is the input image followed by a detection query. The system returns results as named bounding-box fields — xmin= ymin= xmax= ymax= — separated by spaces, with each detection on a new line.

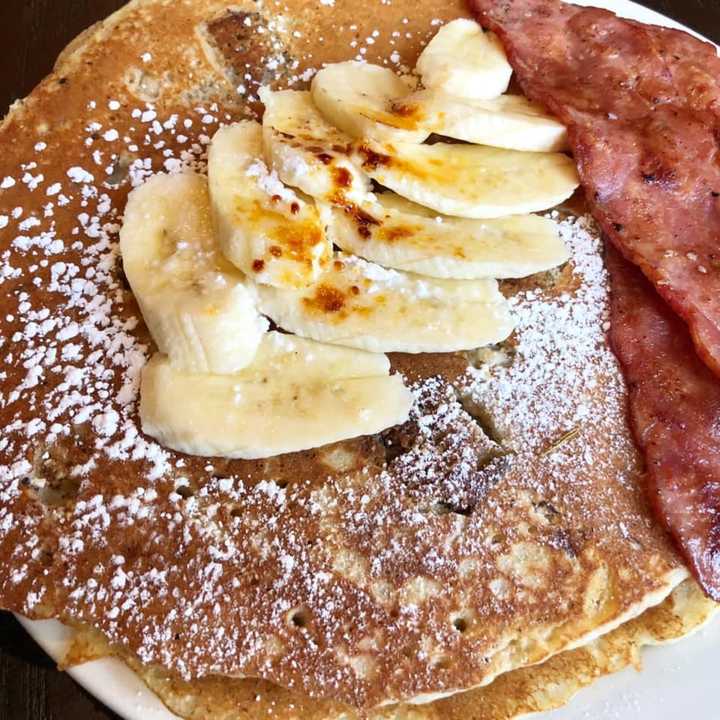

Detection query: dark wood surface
xmin=1 ymin=0 xmax=719 ymax=718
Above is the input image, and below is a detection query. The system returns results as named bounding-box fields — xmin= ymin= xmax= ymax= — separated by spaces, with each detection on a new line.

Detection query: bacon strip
xmin=471 ymin=0 xmax=720 ymax=378
xmin=605 ymin=246 xmax=720 ymax=600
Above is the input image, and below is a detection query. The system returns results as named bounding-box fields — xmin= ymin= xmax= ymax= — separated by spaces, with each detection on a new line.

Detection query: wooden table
xmin=1 ymin=0 xmax=719 ymax=717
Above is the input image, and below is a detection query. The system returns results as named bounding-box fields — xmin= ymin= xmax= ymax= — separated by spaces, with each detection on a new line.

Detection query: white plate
xmin=13 ymin=1 xmax=720 ymax=719
xmin=16 ymin=616 xmax=180 ymax=720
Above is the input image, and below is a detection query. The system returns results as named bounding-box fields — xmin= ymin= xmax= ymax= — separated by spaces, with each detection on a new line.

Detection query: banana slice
xmin=257 ymin=253 xmax=515 ymax=353
xmin=120 ymin=173 xmax=267 ymax=375
xmin=320 ymin=192 xmax=569 ymax=279
xmin=393 ymin=90 xmax=568 ymax=153
xmin=208 ymin=121 xmax=332 ymax=288
xmin=416 ymin=19 xmax=512 ymax=100
xmin=260 ymin=87 xmax=370 ymax=202
xmin=354 ymin=141 xmax=579 ymax=219
xmin=140 ymin=332 xmax=413 ymax=459
xmin=311 ymin=61 xmax=429 ymax=144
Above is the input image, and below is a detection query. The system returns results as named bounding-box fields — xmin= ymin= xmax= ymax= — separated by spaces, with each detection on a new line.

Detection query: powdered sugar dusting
xmin=0 ymin=104 xmax=219 ymax=490
xmin=465 ymin=213 xmax=629 ymax=467
xmin=0 ymin=135 xmax=679 ymax=707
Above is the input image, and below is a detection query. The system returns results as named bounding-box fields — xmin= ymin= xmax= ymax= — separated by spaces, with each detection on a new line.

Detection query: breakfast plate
xmin=5 ymin=0 xmax=720 ymax=718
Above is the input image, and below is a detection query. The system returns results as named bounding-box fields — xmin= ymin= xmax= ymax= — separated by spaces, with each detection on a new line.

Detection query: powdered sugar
xmin=0 ymin=105 xmax=215 ymax=490
xmin=464 ymin=213 xmax=631 ymax=476
xmin=67 ymin=166 xmax=95 ymax=184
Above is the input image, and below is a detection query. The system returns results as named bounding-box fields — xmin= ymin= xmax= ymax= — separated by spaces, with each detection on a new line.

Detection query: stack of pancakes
xmin=0 ymin=1 xmax=716 ymax=718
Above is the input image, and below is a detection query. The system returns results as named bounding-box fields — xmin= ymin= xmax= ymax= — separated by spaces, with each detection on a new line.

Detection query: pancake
xmin=0 ymin=0 xmax=708 ymax=714
xmin=58 ymin=578 xmax=718 ymax=719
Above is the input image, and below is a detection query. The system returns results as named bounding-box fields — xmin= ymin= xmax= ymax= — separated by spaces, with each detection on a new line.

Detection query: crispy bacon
xmin=470 ymin=0 xmax=720 ymax=598
xmin=606 ymin=246 xmax=720 ymax=600
xmin=471 ymin=0 xmax=720 ymax=378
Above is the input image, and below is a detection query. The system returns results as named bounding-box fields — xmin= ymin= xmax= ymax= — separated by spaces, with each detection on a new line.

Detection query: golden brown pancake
xmin=0 ymin=0 xmax=711 ymax=715
xmin=58 ymin=579 xmax=718 ymax=719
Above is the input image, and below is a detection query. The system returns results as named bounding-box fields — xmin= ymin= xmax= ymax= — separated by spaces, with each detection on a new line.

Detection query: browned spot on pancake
xmin=205 ymin=9 xmax=295 ymax=97
xmin=252 ymin=259 xmax=266 ymax=273
xmin=316 ymin=152 xmax=333 ymax=165
xmin=390 ymin=352 xmax=470 ymax=384
xmin=381 ymin=419 xmax=420 ymax=463
xmin=269 ymin=245 xmax=283 ymax=258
